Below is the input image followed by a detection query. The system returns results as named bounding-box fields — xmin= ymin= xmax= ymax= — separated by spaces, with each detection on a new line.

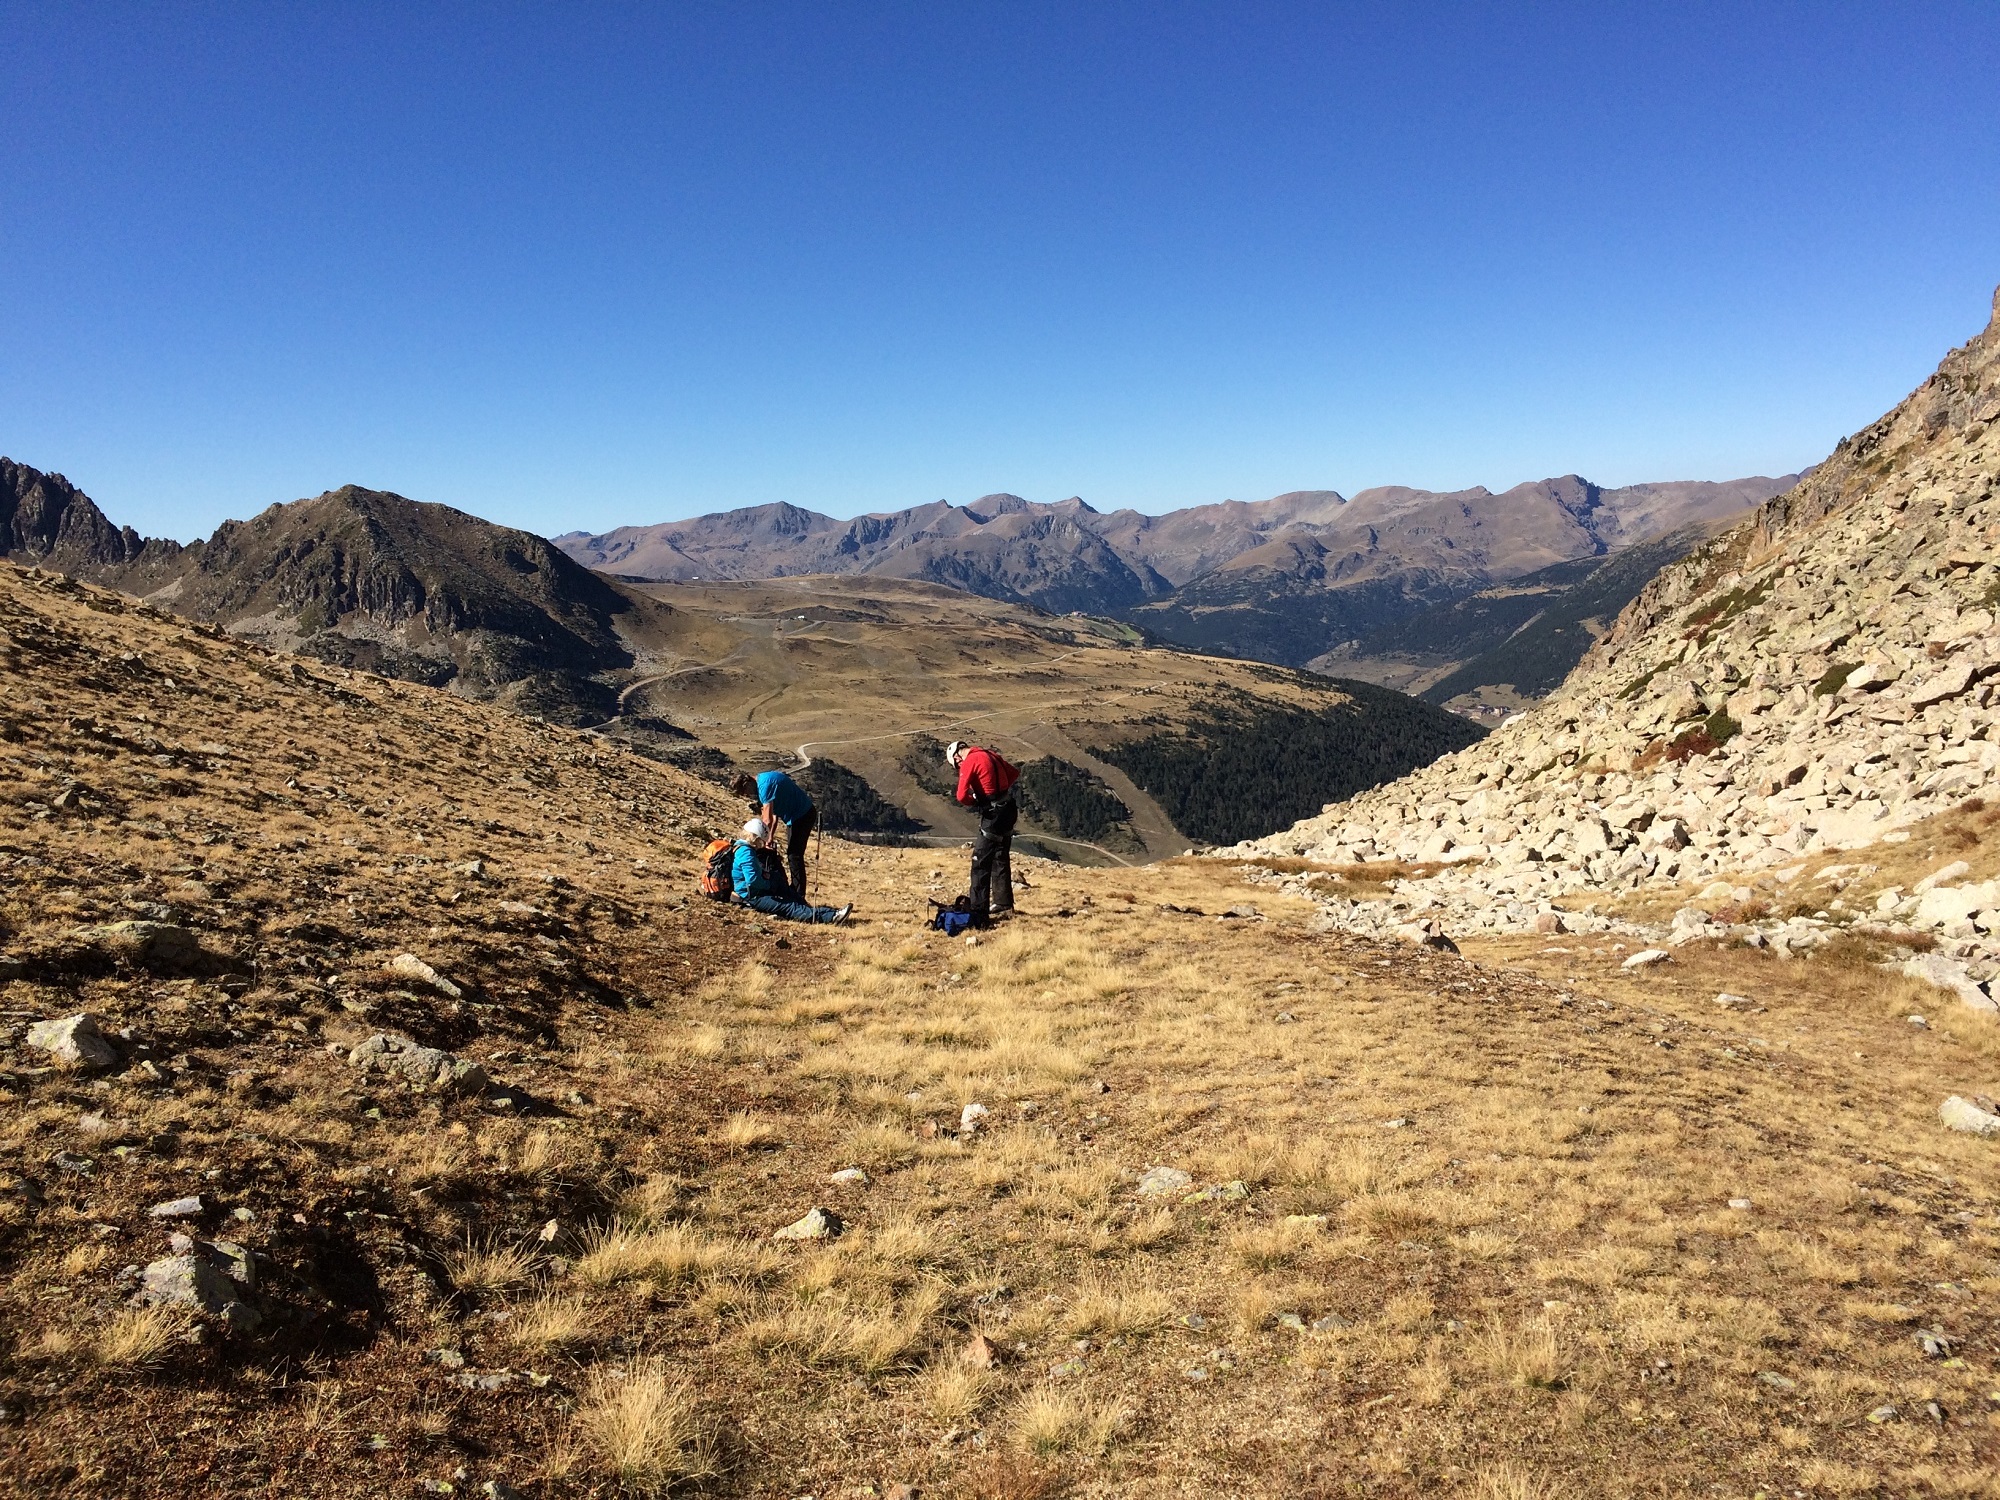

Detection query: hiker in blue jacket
xmin=732 ymin=769 xmax=818 ymax=899
xmin=733 ymin=819 xmax=850 ymax=924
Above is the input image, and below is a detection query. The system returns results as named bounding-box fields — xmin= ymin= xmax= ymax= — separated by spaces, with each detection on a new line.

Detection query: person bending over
xmin=732 ymin=819 xmax=850 ymax=924
xmin=945 ymin=740 xmax=1018 ymax=927
xmin=732 ymin=769 xmax=818 ymax=900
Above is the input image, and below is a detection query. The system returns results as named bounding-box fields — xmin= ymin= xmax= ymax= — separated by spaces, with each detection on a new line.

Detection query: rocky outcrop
xmin=0 ymin=460 xmax=184 ymax=582
xmin=1235 ymin=286 xmax=2000 ymax=978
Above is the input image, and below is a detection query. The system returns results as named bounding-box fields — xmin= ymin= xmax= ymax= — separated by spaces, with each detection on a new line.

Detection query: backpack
xmin=746 ymin=844 xmax=787 ymax=893
xmin=699 ymin=838 xmax=735 ymax=901
xmin=929 ymin=895 xmax=974 ymax=936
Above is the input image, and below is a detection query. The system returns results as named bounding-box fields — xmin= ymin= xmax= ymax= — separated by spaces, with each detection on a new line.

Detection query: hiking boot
xmin=831 ymin=904 xmax=853 ymax=925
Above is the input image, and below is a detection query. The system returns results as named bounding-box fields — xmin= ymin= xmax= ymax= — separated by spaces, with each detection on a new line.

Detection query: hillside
xmin=558 ymin=476 xmax=1794 ymax=664
xmin=6 ymin=558 xmax=1999 ymax=1498
xmin=1316 ymin=522 xmax=1732 ymax=723
xmin=597 ymin=574 xmax=1481 ymax=860
xmin=1237 ymin=286 xmax=2000 ymax=993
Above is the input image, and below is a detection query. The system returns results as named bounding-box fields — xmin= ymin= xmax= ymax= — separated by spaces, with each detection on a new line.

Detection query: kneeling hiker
xmin=733 ymin=819 xmax=850 ymax=924
xmin=945 ymin=740 xmax=1017 ymax=926
xmin=731 ymin=769 xmax=817 ymax=900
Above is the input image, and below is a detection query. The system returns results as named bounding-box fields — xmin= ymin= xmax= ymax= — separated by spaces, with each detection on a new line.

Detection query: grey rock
xmin=1904 ymin=954 xmax=1999 ymax=1014
xmin=75 ymin=920 xmax=206 ymax=971
xmin=1136 ymin=1165 xmax=1192 ymax=1197
xmin=829 ymin=1167 xmax=869 ymax=1186
xmin=387 ymin=953 xmax=464 ymax=1000
xmin=136 ymin=1238 xmax=259 ymax=1331
xmin=1621 ymin=949 xmax=1672 ymax=970
xmin=148 ymin=1195 xmax=203 ymax=1218
xmin=25 ymin=1013 xmax=117 ymax=1070
xmin=772 ymin=1206 xmax=841 ymax=1241
xmin=1939 ymin=1096 xmax=2000 ymax=1136
xmin=347 ymin=1034 xmax=489 ymax=1096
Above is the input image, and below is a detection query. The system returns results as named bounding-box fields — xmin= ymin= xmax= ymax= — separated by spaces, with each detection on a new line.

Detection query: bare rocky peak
xmin=1240 ymin=286 xmax=2000 ymax=983
xmin=0 ymin=459 xmax=183 ymax=583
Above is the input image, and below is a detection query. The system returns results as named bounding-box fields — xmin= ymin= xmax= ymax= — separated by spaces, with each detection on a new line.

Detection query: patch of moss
xmin=1680 ymin=573 xmax=1777 ymax=643
xmin=1620 ymin=663 xmax=1666 ymax=702
xmin=1814 ymin=662 xmax=1859 ymax=697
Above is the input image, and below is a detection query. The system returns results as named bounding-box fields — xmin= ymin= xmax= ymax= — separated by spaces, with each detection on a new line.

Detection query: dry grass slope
xmin=0 ymin=559 xmax=1996 ymax=1496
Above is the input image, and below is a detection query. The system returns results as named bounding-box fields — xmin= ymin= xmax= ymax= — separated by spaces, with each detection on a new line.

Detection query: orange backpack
xmin=699 ymin=838 xmax=736 ymax=901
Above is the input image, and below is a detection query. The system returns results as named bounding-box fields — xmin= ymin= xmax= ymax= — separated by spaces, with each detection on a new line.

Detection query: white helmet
xmin=742 ymin=817 xmax=767 ymax=840
xmin=944 ymin=741 xmax=964 ymax=764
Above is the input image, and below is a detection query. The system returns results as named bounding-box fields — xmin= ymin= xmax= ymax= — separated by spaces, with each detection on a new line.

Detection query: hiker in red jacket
xmin=945 ymin=740 xmax=1018 ymax=926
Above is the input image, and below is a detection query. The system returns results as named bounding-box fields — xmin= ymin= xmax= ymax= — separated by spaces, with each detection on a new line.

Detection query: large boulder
xmin=1912 ymin=881 xmax=2000 ymax=932
xmin=25 ymin=1013 xmax=118 ymax=1070
xmin=1940 ymin=1096 xmax=2000 ymax=1137
xmin=136 ymin=1235 xmax=260 ymax=1332
xmin=73 ymin=920 xmax=208 ymax=973
xmin=1901 ymin=954 xmax=1997 ymax=1014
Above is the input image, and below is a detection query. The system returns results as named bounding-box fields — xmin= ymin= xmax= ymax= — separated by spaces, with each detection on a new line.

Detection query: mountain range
xmin=556 ymin=473 xmax=1796 ymax=671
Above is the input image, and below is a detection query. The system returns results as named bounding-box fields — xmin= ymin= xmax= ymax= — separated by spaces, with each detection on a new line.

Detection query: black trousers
xmin=969 ymin=796 xmax=1016 ymax=919
xmin=785 ymin=807 xmax=817 ymax=901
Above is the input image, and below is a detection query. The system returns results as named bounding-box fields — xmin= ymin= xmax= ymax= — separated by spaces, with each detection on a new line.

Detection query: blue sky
xmin=3 ymin=3 xmax=1997 ymax=541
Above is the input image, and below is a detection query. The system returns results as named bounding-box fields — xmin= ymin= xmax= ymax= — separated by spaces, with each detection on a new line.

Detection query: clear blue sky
xmin=4 ymin=3 xmax=1997 ymax=542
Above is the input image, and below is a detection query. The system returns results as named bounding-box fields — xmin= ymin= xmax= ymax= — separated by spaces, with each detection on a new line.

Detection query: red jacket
xmin=954 ymin=746 xmax=1019 ymax=807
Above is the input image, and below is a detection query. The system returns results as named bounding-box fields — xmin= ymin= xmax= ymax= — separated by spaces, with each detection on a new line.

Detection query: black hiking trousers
xmin=969 ymin=795 xmax=1016 ymax=921
xmin=785 ymin=807 xmax=817 ymax=902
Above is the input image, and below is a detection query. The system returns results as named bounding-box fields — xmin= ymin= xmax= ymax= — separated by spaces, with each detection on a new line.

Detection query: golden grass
xmin=718 ymin=1109 xmax=779 ymax=1149
xmin=94 ymin=1307 xmax=183 ymax=1368
xmin=1471 ymin=1462 xmax=1570 ymax=1500
xmin=575 ymin=1223 xmax=766 ymax=1288
xmin=1472 ymin=1317 xmax=1563 ymax=1389
xmin=575 ymin=1360 xmax=713 ymax=1493
xmin=1008 ymin=1387 xmax=1123 ymax=1456
xmin=745 ymin=1281 xmax=944 ymax=1377
xmin=449 ymin=1238 xmax=538 ymax=1293
xmin=1065 ymin=1273 xmax=1174 ymax=1338
xmin=507 ymin=1293 xmax=600 ymax=1352
xmin=920 ymin=1363 xmax=998 ymax=1425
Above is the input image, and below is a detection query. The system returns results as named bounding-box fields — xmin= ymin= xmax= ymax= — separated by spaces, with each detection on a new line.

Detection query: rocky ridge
xmin=560 ymin=475 xmax=1793 ymax=663
xmin=1235 ymin=287 xmax=2000 ymax=990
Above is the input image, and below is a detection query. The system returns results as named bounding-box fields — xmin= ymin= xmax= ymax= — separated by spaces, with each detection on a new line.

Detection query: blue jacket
xmin=755 ymin=770 xmax=815 ymax=825
xmin=732 ymin=841 xmax=787 ymax=899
